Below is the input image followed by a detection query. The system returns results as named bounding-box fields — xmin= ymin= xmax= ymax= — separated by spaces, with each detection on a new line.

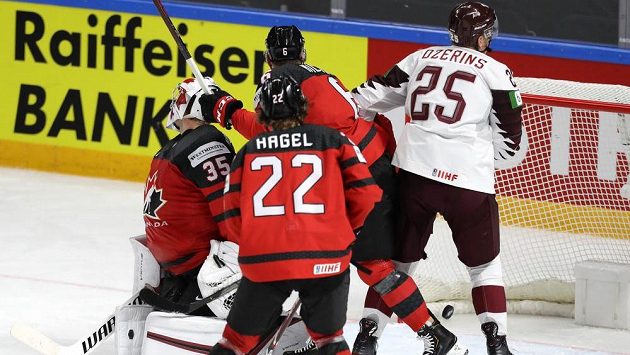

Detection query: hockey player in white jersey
xmin=351 ymin=2 xmax=525 ymax=355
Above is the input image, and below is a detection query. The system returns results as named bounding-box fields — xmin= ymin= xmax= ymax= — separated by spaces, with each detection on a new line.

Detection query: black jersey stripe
xmin=357 ymin=125 xmax=377 ymax=151
xmin=215 ymin=208 xmax=241 ymax=222
xmin=340 ymin=157 xmax=362 ymax=170
xmin=239 ymin=248 xmax=351 ymax=264
xmin=345 ymin=177 xmax=377 ymax=189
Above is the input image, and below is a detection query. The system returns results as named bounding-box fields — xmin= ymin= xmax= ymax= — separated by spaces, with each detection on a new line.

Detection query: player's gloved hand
xmin=199 ymin=89 xmax=243 ymax=130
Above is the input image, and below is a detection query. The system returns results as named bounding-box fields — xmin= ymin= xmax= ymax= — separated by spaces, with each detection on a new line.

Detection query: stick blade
xmin=11 ymin=322 xmax=61 ymax=355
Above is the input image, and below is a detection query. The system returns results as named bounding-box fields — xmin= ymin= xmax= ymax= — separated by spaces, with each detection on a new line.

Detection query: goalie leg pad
xmin=141 ymin=311 xmax=227 ymax=354
xmin=115 ymin=304 xmax=153 ymax=355
xmin=129 ymin=235 xmax=161 ymax=294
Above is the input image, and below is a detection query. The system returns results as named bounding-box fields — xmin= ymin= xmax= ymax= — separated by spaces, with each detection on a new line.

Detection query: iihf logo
xmin=432 ymin=168 xmax=458 ymax=181
xmin=313 ymin=262 xmax=341 ymax=275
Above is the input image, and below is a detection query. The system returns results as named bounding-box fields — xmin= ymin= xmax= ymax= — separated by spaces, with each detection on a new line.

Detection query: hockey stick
xmin=246 ymin=298 xmax=302 ymax=355
xmin=10 ymin=291 xmax=143 ymax=355
xmin=152 ymin=0 xmax=232 ymax=129
xmin=265 ymin=298 xmax=302 ymax=355
xmin=139 ymin=279 xmax=240 ymax=314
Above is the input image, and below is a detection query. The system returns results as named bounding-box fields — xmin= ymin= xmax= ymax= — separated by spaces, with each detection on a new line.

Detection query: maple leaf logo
xmin=175 ymin=86 xmax=188 ymax=109
xmin=143 ymin=172 xmax=166 ymax=220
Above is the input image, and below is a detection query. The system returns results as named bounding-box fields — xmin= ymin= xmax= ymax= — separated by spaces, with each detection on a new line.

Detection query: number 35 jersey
xmin=223 ymin=124 xmax=382 ymax=282
xmin=143 ymin=124 xmax=235 ymax=275
xmin=352 ymin=45 xmax=524 ymax=194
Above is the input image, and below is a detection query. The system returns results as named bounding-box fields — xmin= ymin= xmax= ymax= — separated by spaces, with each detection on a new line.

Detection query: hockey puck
xmin=442 ymin=304 xmax=454 ymax=319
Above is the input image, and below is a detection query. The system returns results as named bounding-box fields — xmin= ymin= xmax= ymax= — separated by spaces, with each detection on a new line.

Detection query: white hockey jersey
xmin=352 ymin=45 xmax=524 ymax=194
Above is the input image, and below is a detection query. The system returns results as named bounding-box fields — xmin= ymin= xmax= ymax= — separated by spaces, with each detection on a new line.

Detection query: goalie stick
xmin=11 ymin=291 xmax=143 ymax=355
xmin=152 ymin=0 xmax=232 ymax=129
xmin=11 ymin=282 xmax=238 ymax=355
xmin=139 ymin=279 xmax=240 ymax=314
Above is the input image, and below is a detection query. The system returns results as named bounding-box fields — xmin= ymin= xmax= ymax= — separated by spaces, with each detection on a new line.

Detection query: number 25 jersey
xmin=352 ymin=46 xmax=523 ymax=194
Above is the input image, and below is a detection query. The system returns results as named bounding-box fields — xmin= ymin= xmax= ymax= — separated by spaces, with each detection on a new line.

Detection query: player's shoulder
xmin=300 ymin=124 xmax=349 ymax=148
xmin=271 ymin=63 xmax=328 ymax=83
xmin=245 ymin=124 xmax=346 ymax=153
xmin=159 ymin=125 xmax=234 ymax=163
xmin=456 ymin=47 xmax=516 ymax=89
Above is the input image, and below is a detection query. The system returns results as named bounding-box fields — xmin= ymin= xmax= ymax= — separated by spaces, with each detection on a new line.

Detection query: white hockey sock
xmin=468 ymin=256 xmax=508 ymax=336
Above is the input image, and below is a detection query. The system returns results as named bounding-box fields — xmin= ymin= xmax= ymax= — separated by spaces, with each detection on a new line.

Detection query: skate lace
xmin=292 ymin=338 xmax=316 ymax=353
xmin=419 ymin=333 xmax=436 ymax=354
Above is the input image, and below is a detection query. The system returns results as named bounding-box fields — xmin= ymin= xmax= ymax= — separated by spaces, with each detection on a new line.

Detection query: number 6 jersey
xmin=222 ymin=124 xmax=382 ymax=282
xmin=352 ymin=46 xmax=524 ymax=194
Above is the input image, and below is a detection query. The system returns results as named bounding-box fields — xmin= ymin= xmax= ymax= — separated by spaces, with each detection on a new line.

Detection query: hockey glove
xmin=199 ymin=90 xmax=243 ymax=130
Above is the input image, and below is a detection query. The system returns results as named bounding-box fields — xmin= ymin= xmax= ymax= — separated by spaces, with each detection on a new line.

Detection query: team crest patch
xmin=143 ymin=172 xmax=166 ymax=220
xmin=313 ymin=262 xmax=341 ymax=275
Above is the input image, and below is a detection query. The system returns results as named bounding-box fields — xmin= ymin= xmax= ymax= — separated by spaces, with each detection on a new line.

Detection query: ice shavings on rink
xmin=1 ymin=167 xmax=629 ymax=354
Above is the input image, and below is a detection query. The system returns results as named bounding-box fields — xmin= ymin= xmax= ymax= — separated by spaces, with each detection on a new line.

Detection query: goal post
xmin=416 ymin=78 xmax=630 ymax=317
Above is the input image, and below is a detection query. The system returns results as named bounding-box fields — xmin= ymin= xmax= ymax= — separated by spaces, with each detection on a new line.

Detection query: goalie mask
xmin=448 ymin=1 xmax=498 ymax=51
xmin=265 ymin=25 xmax=306 ymax=63
xmin=167 ymin=77 xmax=218 ymax=131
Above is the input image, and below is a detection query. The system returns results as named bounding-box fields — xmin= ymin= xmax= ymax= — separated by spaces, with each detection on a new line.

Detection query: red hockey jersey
xmin=144 ymin=124 xmax=235 ymax=275
xmin=223 ymin=124 xmax=382 ymax=282
xmin=230 ymin=64 xmax=392 ymax=165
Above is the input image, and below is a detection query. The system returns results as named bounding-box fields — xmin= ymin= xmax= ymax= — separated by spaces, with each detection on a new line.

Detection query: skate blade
xmin=447 ymin=342 xmax=469 ymax=355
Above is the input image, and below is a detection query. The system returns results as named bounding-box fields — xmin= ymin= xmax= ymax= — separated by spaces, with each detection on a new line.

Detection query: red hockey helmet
xmin=448 ymin=2 xmax=498 ymax=49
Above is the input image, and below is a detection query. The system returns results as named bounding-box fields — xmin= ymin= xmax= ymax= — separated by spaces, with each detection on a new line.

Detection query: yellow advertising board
xmin=0 ymin=1 xmax=367 ymax=181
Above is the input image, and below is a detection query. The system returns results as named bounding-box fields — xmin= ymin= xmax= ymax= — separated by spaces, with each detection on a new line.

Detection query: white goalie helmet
xmin=167 ymin=77 xmax=219 ymax=131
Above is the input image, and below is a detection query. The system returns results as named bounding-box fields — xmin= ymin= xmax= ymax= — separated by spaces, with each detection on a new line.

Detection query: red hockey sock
xmin=363 ymin=287 xmax=394 ymax=317
xmin=379 ymin=275 xmax=430 ymax=332
xmin=357 ymin=260 xmax=430 ymax=332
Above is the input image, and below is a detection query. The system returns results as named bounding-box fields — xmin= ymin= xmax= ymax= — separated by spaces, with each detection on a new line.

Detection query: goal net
xmin=415 ymin=78 xmax=630 ymax=317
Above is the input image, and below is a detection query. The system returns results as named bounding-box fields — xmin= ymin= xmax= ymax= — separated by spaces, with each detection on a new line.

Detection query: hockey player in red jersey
xmin=351 ymin=2 xmax=525 ymax=355
xmin=143 ymin=77 xmax=241 ymax=317
xmin=199 ymin=26 xmax=465 ymax=355
xmin=207 ymin=75 xmax=381 ymax=355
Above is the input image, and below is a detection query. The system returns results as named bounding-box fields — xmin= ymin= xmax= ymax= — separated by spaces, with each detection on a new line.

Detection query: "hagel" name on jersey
xmin=255 ymin=132 xmax=314 ymax=150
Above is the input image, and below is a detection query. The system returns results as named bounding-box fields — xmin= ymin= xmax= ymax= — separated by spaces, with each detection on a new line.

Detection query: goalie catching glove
xmin=197 ymin=240 xmax=242 ymax=319
xmin=199 ymin=88 xmax=243 ymax=129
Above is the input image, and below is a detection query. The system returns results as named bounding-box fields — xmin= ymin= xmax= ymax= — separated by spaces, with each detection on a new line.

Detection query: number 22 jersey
xmin=222 ymin=124 xmax=382 ymax=282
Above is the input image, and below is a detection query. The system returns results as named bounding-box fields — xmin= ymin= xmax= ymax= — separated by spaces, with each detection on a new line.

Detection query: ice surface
xmin=1 ymin=167 xmax=628 ymax=354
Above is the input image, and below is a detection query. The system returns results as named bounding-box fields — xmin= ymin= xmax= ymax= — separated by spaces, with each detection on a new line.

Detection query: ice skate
xmin=417 ymin=320 xmax=468 ymax=355
xmin=351 ymin=318 xmax=378 ymax=355
xmin=481 ymin=322 xmax=513 ymax=355
xmin=283 ymin=337 xmax=316 ymax=354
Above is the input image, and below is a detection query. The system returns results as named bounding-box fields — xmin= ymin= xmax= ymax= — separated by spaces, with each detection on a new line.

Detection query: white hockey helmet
xmin=167 ymin=77 xmax=218 ymax=131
